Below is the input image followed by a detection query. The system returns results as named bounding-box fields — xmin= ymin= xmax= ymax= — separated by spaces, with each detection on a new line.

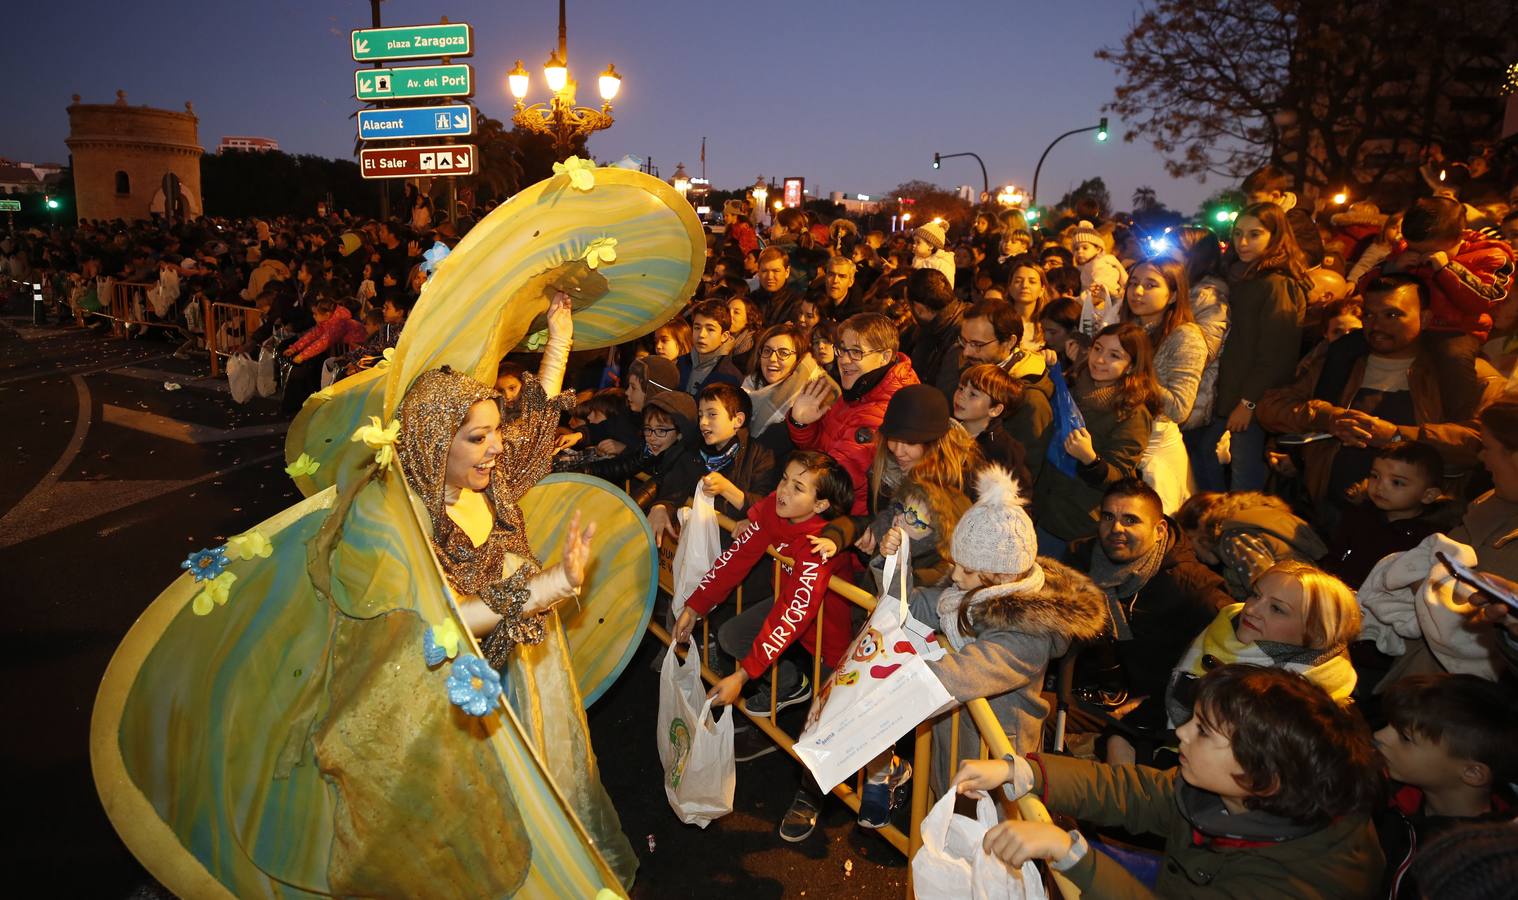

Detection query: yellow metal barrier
xmin=203 ymin=300 xmax=265 ymax=377
xmin=647 ymin=505 xmax=1077 ymax=899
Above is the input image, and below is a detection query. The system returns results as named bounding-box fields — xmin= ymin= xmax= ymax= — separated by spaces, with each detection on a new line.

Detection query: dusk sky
xmin=3 ymin=0 xmax=1222 ymax=214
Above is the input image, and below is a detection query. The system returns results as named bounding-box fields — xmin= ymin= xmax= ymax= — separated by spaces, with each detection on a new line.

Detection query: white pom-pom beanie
xmin=951 ymin=465 xmax=1038 ymax=576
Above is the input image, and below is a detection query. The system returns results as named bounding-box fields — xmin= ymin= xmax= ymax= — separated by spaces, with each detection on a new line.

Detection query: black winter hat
xmin=880 ymin=384 xmax=951 ymax=443
xmin=646 ymin=391 xmax=698 ymax=440
xmin=630 ymin=356 xmax=681 ymax=396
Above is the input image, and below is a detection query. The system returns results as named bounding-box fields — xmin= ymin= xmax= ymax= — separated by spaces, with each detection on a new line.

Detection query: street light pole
xmin=1030 ymin=117 xmax=1108 ymax=209
xmin=931 ymin=151 xmax=988 ymax=200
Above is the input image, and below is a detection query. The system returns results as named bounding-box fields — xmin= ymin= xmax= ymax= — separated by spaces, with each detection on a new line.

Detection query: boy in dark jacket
xmin=1323 ymin=440 xmax=1456 ymax=589
xmin=1373 ymin=674 xmax=1518 ymax=899
xmin=954 ymin=665 xmax=1386 ymax=899
xmin=647 ymin=382 xmax=779 ymax=539
xmin=684 ymin=299 xmax=744 ymax=396
xmin=584 ymin=391 xmax=699 ymax=521
xmin=952 ymin=363 xmax=1035 ymax=491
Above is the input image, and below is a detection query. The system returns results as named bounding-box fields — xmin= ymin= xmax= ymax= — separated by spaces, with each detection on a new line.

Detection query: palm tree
xmin=1131 ymin=185 xmax=1159 ymax=213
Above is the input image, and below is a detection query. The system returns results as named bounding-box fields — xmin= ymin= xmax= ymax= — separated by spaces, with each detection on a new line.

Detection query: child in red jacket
xmin=673 ymin=449 xmax=856 ymax=843
xmin=1364 ymin=196 xmax=1515 ymax=420
xmin=283 ymin=300 xmax=367 ymax=364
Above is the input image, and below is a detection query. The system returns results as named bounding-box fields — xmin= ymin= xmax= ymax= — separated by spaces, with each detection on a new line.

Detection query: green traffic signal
xmin=1214 ymin=209 xmax=1230 ymax=223
xmin=932 ymin=153 xmax=941 ymax=169
xmin=46 ymin=198 xmax=60 ymax=209
xmin=1096 ymin=116 xmax=1109 ymax=142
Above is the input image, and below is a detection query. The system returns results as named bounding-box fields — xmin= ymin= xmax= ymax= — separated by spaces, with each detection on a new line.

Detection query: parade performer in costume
xmin=91 ymin=162 xmax=703 ymax=898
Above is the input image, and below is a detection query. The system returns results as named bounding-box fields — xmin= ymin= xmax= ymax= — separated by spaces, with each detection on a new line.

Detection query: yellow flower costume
xmin=91 ymin=167 xmax=703 ymax=897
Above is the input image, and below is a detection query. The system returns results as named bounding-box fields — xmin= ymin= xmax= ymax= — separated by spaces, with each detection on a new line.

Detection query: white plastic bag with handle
xmin=668 ymin=488 xmax=721 ymax=620
xmin=320 ymin=357 xmax=345 ymax=390
xmin=794 ymin=531 xmax=953 ymax=793
xmin=913 ymin=790 xmax=1048 ymax=900
xmin=255 ymin=339 xmax=279 ymax=398
xmin=227 ymin=353 xmax=257 ymax=404
xmin=655 ymin=640 xmax=734 ymax=827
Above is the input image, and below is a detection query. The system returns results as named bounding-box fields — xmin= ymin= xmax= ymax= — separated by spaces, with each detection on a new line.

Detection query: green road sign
xmin=355 ymin=64 xmax=473 ymax=101
xmin=0 ymin=199 xmax=20 ymax=212
xmin=352 ymin=23 xmax=472 ymax=62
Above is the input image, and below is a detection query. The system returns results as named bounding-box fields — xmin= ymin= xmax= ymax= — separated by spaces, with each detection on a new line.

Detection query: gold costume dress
xmin=396 ymin=366 xmax=637 ymax=885
xmin=90 ymin=163 xmax=702 ymax=899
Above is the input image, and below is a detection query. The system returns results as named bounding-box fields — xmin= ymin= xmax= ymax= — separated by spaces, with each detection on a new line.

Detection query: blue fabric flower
xmin=423 ymin=628 xmax=447 ymax=667
xmin=420 ymin=241 xmax=451 ymax=276
xmin=181 ymin=546 xmax=230 ymax=582
xmin=446 ymin=654 xmax=503 ymax=717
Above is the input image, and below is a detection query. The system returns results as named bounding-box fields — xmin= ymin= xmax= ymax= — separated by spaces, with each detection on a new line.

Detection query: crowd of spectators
xmin=6 ymin=157 xmax=1518 ymax=895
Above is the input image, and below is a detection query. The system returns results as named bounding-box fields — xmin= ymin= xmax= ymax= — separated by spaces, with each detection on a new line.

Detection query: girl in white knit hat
xmin=890 ymin=465 xmax=1109 ymax=797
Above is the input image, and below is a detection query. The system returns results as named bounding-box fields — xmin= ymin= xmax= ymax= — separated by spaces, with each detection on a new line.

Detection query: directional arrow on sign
xmin=455 ymin=151 xmax=470 ymax=168
xmin=453 ymin=113 xmax=469 ymax=128
xmin=359 ymin=77 xmax=373 ymax=93
xmin=354 ymin=37 xmax=370 ymax=55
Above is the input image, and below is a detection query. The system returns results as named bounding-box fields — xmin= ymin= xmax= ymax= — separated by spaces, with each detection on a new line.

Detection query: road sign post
xmin=352 ymin=23 xmax=473 ymax=62
xmin=357 ymin=104 xmax=474 ymax=141
xmin=360 ymin=145 xmax=477 ymax=180
xmin=355 ymin=64 xmax=473 ymax=101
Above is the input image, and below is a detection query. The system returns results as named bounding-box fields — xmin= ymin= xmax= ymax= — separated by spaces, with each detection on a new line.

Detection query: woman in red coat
xmin=787 ymin=312 xmax=919 ymax=514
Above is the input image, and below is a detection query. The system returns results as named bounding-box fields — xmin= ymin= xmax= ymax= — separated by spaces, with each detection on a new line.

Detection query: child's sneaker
xmin=857 ymin=757 xmax=913 ymax=829
xmin=742 ymin=673 xmax=810 ymax=718
xmin=778 ymin=789 xmax=821 ymax=843
xmin=733 ymin=725 xmax=778 ymax=762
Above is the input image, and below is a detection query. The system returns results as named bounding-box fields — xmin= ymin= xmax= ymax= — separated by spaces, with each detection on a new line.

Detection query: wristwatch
xmin=1240 ymin=399 xmax=1257 ymax=410
xmin=1050 ymin=829 xmax=1089 ymax=872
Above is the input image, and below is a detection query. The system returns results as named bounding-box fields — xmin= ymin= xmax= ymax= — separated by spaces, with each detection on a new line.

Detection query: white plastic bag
xmin=912 ymin=791 xmax=1047 ymax=900
xmin=794 ymin=532 xmax=954 ymax=793
xmin=656 ymin=640 xmax=734 ymax=827
xmin=255 ymin=340 xmax=279 ymax=398
xmin=668 ymin=489 xmax=721 ymax=620
xmin=320 ymin=357 xmax=345 ymax=390
xmin=227 ymin=353 xmax=257 ymax=404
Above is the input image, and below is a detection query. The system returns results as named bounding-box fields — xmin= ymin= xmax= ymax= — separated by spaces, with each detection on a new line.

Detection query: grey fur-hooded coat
xmin=911 ymin=559 xmax=1108 ymax=794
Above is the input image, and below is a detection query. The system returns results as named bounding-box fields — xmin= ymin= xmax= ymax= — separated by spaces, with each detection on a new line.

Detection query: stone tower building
xmin=66 ymin=91 xmax=204 ymax=223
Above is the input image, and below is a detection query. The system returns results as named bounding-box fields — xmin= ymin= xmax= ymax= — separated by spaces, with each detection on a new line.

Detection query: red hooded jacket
xmin=787 ymin=354 xmax=919 ymax=514
xmin=682 ymin=493 xmax=853 ymax=679
xmin=1361 ymin=231 xmax=1515 ymax=340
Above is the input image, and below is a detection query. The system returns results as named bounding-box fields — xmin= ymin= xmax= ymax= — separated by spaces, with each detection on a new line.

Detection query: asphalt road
xmin=0 ymin=315 xmax=907 ymax=898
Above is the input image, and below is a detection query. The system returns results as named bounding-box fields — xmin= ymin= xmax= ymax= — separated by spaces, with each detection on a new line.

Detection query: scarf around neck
xmin=842 ymin=357 xmax=895 ymax=403
xmin=744 ymin=355 xmax=827 ymax=433
xmin=1071 ymin=369 xmax=1121 ymax=414
xmin=936 ymin=566 xmax=1047 ymax=652
xmin=1088 ymin=527 xmax=1172 ymax=641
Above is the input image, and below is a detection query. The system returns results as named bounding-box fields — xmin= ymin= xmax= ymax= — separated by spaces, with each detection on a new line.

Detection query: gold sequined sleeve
xmin=478 ymin=565 xmax=548 ymax=669
xmin=496 ymin=373 xmax=578 ymax=502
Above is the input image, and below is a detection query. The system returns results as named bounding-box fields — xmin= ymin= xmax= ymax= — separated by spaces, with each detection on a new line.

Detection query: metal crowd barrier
xmin=645 ymin=505 xmax=1078 ymax=900
xmin=203 ymin=300 xmax=265 ymax=377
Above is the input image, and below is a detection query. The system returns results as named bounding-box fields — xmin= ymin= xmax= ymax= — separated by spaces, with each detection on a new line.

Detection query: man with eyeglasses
xmin=788 ymin=312 xmax=920 ymax=515
xmin=938 ymin=299 xmax=1057 ymax=485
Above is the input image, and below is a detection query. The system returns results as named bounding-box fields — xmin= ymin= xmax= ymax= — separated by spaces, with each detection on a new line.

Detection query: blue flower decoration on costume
xmin=423 ymin=628 xmax=447 ymax=667
xmin=181 ymin=546 xmax=230 ymax=582
xmin=446 ymin=654 xmax=504 ymax=717
xmin=420 ymin=241 xmax=451 ymax=277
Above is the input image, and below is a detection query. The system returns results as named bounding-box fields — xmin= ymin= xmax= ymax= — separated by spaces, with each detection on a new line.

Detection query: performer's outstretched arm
xmin=537 ymin=291 xmax=573 ymax=398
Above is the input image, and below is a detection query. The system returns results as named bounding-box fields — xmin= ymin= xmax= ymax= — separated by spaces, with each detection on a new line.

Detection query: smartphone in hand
xmin=1435 ymin=551 xmax=1518 ymax=613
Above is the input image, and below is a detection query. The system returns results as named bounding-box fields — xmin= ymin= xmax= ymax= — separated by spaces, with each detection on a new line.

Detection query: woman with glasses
xmin=742 ymin=323 xmax=838 ymax=455
xmin=788 ymin=312 xmax=922 ymax=515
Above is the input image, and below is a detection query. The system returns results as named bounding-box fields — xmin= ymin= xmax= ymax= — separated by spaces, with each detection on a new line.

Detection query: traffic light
xmin=1096 ymin=117 xmax=1109 ymax=142
xmin=932 ymin=153 xmax=940 ymax=169
xmin=45 ymin=196 xmax=60 ymax=210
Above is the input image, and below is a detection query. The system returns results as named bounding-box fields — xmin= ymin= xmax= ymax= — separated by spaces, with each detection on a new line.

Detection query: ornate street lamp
xmin=672 ymin=162 xmax=691 ymax=198
xmin=507 ymin=0 xmax=621 ymax=158
xmin=750 ymin=176 xmax=769 ymax=209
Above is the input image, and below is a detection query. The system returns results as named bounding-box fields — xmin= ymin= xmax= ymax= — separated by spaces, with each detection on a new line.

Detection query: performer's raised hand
xmin=546 ymin=290 xmax=574 ymax=343
xmin=562 ymin=510 xmax=597 ymax=590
